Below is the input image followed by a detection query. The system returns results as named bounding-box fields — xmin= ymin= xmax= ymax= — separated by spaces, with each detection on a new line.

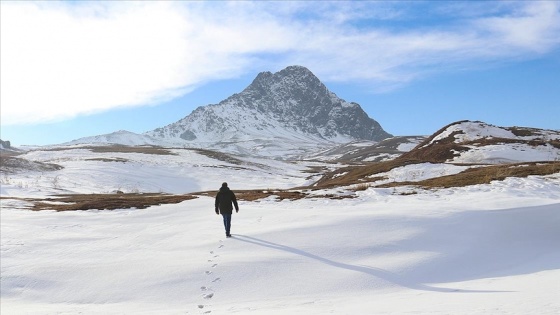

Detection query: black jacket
xmin=215 ymin=187 xmax=239 ymax=215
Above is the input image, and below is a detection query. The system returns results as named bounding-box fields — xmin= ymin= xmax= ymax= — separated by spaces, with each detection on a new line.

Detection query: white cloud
xmin=2 ymin=2 xmax=196 ymax=125
xmin=474 ymin=2 xmax=560 ymax=53
xmin=1 ymin=1 xmax=559 ymax=125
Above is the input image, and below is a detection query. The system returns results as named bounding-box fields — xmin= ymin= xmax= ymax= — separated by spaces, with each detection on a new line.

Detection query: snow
xmin=452 ymin=143 xmax=560 ymax=164
xmin=371 ymin=162 xmax=470 ymax=184
xmin=65 ymin=130 xmax=163 ymax=147
xmin=429 ymin=121 xmax=517 ymax=145
xmin=396 ymin=142 xmax=418 ymax=152
xmin=2 ymin=148 xmax=314 ymax=196
xmin=1 ymin=145 xmax=560 ymax=314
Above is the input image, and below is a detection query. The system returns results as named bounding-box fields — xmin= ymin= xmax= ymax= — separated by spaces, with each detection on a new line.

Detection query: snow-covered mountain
xmin=64 ymin=66 xmax=391 ymax=158
xmin=144 ymin=65 xmax=391 ymax=157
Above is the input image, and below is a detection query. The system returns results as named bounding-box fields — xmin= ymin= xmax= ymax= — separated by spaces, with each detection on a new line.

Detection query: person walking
xmin=215 ymin=182 xmax=239 ymax=237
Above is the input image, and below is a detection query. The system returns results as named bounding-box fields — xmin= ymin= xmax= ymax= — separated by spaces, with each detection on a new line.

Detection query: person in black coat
xmin=215 ymin=182 xmax=239 ymax=237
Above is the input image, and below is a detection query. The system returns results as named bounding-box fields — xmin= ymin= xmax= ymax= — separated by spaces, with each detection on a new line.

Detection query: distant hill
xmin=314 ymin=120 xmax=560 ymax=189
xmin=402 ymin=120 xmax=560 ymax=164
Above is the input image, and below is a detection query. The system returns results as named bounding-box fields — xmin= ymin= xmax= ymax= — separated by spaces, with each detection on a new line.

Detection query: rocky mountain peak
xmin=237 ymin=65 xmax=326 ymax=113
xmin=146 ymin=65 xmax=392 ymax=157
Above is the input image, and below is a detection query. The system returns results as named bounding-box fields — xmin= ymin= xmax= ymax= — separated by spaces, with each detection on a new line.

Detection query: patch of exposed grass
xmin=45 ymin=145 xmax=178 ymax=156
xmin=352 ymin=183 xmax=371 ymax=191
xmin=88 ymin=145 xmax=178 ymax=155
xmin=0 ymin=156 xmax=63 ymax=173
xmin=191 ymin=148 xmax=245 ymax=165
xmin=239 ymin=190 xmax=307 ymax=201
xmin=196 ymin=189 xmax=355 ymax=202
xmin=197 ymin=189 xmax=307 ymax=201
xmin=26 ymin=193 xmax=197 ymax=211
xmin=507 ymin=126 xmax=541 ymax=137
xmin=86 ymin=157 xmax=129 ymax=163
xmin=549 ymin=140 xmax=560 ymax=150
xmin=399 ymin=135 xmax=470 ymax=163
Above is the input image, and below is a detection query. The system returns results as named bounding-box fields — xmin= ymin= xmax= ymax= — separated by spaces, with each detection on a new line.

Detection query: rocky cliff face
xmin=146 ymin=66 xmax=391 ymax=148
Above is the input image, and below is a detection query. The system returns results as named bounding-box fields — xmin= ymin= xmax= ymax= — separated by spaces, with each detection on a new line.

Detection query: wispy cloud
xmin=1 ymin=1 xmax=559 ymax=125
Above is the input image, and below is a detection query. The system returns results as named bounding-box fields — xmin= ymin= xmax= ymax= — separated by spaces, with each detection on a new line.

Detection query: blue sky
xmin=1 ymin=1 xmax=559 ymax=146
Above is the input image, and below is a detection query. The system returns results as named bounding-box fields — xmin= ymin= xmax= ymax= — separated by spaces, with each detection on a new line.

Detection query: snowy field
xmin=0 ymin=147 xmax=324 ymax=197
xmin=2 ymin=135 xmax=560 ymax=314
xmin=2 ymin=170 xmax=560 ymax=314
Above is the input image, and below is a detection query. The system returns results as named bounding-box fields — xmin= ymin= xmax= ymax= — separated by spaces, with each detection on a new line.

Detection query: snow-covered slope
xmin=408 ymin=121 xmax=560 ymax=164
xmin=0 ymin=145 xmax=328 ymax=197
xmin=63 ymin=130 xmax=164 ymax=147
xmin=2 ymin=174 xmax=559 ymax=314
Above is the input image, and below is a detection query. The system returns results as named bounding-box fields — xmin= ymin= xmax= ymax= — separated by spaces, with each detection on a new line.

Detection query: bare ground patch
xmin=195 ymin=189 xmax=355 ymax=202
xmin=2 ymin=188 xmax=356 ymax=212
xmin=195 ymin=189 xmax=307 ymax=201
xmin=45 ymin=145 xmax=178 ymax=156
xmin=2 ymin=193 xmax=198 ymax=211
xmin=86 ymin=157 xmax=129 ymax=163
xmin=0 ymin=155 xmax=63 ymax=173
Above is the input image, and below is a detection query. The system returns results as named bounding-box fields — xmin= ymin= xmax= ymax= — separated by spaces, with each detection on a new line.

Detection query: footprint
xmin=205 ymin=271 xmax=212 ymax=275
xmin=212 ymin=277 xmax=221 ymax=283
xmin=203 ymin=293 xmax=214 ymax=299
xmin=212 ymin=264 xmax=218 ymax=268
xmin=218 ymin=245 xmax=224 ymax=248
xmin=198 ymin=305 xmax=212 ymax=313
xmin=201 ymin=286 xmax=209 ymax=291
xmin=210 ymin=251 xmax=214 ymax=254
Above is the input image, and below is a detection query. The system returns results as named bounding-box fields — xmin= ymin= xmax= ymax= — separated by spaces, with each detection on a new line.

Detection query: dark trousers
xmin=222 ymin=214 xmax=232 ymax=235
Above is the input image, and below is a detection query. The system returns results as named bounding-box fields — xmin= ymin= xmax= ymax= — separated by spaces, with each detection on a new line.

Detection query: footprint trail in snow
xmin=197 ymin=240 xmax=225 ymax=313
